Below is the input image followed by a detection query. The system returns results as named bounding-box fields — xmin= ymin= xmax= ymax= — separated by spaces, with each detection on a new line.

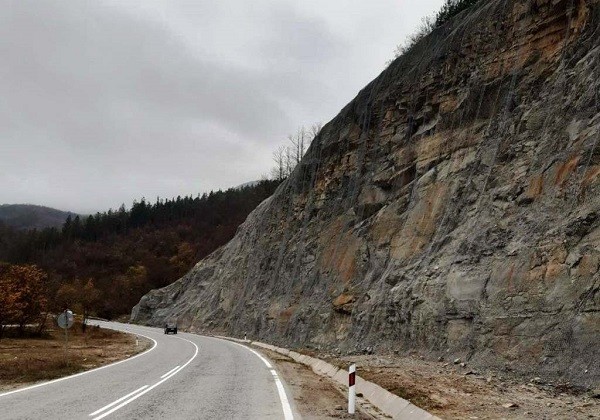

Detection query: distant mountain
xmin=0 ymin=204 xmax=75 ymax=230
xmin=234 ymin=180 xmax=260 ymax=189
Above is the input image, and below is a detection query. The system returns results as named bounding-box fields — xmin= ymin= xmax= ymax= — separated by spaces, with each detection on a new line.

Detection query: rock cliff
xmin=132 ymin=0 xmax=600 ymax=387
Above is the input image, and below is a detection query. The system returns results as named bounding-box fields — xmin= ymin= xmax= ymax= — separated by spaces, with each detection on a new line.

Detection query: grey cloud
xmin=0 ymin=0 xmax=444 ymax=213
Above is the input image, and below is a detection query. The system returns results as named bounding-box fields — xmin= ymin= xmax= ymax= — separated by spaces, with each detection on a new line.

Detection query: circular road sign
xmin=57 ymin=310 xmax=74 ymax=329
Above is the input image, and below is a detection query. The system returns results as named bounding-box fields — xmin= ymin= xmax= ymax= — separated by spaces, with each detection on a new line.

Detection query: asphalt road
xmin=0 ymin=321 xmax=296 ymax=419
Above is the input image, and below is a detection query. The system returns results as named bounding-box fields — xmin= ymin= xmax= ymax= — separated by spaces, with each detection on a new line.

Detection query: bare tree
xmin=298 ymin=126 xmax=306 ymax=164
xmin=285 ymin=145 xmax=294 ymax=177
xmin=270 ymin=122 xmax=322 ymax=181
xmin=272 ymin=145 xmax=286 ymax=181
xmin=310 ymin=123 xmax=322 ymax=141
xmin=288 ymin=134 xmax=298 ymax=165
xmin=288 ymin=127 xmax=306 ymax=165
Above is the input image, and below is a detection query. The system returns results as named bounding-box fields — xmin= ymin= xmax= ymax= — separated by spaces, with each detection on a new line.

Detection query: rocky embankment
xmin=132 ymin=0 xmax=600 ymax=387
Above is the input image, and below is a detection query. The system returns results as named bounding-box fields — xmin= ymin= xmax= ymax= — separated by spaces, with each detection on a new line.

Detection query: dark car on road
xmin=164 ymin=322 xmax=177 ymax=334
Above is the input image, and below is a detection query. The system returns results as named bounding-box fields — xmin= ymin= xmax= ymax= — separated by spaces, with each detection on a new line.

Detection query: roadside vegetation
xmin=0 ymin=263 xmax=148 ymax=390
xmin=0 ymin=264 xmax=48 ymax=338
xmin=0 ymin=318 xmax=149 ymax=390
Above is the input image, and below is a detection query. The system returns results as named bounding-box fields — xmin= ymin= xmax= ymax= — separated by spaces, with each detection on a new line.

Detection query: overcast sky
xmin=1 ymin=0 xmax=444 ymax=214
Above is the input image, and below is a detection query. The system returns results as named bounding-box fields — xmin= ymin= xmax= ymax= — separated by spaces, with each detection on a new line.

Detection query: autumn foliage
xmin=0 ymin=264 xmax=48 ymax=336
xmin=0 ymin=180 xmax=281 ymax=320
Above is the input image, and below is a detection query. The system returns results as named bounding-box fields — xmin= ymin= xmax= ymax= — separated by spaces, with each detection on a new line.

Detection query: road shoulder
xmin=257 ymin=347 xmax=386 ymax=419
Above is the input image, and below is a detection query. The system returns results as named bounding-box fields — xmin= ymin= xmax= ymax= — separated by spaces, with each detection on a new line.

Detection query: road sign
xmin=57 ymin=310 xmax=74 ymax=329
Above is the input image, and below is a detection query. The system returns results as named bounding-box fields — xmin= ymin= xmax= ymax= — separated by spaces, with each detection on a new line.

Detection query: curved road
xmin=0 ymin=322 xmax=296 ymax=419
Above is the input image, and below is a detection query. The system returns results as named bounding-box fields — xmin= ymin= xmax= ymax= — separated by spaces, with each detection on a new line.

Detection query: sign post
xmin=57 ymin=309 xmax=74 ymax=366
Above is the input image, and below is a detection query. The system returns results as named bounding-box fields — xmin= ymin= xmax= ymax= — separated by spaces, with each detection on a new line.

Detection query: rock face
xmin=132 ymin=0 xmax=600 ymax=387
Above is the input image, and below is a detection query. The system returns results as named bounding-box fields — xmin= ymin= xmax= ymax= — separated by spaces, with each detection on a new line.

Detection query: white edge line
xmin=225 ymin=340 xmax=294 ymax=420
xmin=88 ymin=385 xmax=148 ymax=416
xmin=0 ymin=329 xmax=158 ymax=398
xmin=91 ymin=336 xmax=199 ymax=420
xmin=160 ymin=365 xmax=181 ymax=379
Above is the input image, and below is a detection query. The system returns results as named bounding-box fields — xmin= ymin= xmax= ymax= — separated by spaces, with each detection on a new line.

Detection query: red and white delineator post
xmin=348 ymin=363 xmax=356 ymax=414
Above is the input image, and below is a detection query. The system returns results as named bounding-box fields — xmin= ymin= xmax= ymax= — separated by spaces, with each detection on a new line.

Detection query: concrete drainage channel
xmin=217 ymin=336 xmax=440 ymax=420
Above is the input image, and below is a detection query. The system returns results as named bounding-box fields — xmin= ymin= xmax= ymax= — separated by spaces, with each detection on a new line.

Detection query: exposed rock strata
xmin=132 ymin=0 xmax=600 ymax=387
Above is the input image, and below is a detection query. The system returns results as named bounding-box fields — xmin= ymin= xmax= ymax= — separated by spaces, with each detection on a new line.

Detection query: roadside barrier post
xmin=348 ymin=363 xmax=356 ymax=414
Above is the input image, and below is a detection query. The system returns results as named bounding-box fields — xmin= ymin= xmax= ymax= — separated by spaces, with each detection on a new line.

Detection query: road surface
xmin=0 ymin=321 xmax=296 ymax=419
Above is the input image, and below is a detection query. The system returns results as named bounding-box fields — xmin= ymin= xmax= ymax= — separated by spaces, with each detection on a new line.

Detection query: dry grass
xmin=0 ymin=321 xmax=150 ymax=391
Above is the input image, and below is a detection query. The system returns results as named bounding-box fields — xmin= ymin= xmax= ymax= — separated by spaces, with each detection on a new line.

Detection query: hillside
xmin=132 ymin=0 xmax=600 ymax=388
xmin=0 ymin=180 xmax=280 ymax=318
xmin=0 ymin=204 xmax=75 ymax=230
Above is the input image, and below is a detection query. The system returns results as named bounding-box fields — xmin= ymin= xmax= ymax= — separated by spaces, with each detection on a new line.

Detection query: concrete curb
xmin=216 ymin=336 xmax=440 ymax=420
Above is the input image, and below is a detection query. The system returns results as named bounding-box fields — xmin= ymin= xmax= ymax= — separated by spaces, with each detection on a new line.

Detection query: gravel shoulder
xmin=313 ymin=352 xmax=599 ymax=420
xmin=257 ymin=347 xmax=388 ymax=419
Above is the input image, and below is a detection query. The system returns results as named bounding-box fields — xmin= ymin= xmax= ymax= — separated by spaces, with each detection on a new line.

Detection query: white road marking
xmin=0 ymin=331 xmax=158 ymax=399
xmin=226 ymin=340 xmax=294 ymax=420
xmin=90 ymin=336 xmax=199 ymax=420
xmin=160 ymin=365 xmax=181 ymax=379
xmin=88 ymin=385 xmax=148 ymax=416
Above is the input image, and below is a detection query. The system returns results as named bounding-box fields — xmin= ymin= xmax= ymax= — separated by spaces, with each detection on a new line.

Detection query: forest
xmin=0 ymin=121 xmax=320 ymax=330
xmin=0 ymin=180 xmax=281 ymax=324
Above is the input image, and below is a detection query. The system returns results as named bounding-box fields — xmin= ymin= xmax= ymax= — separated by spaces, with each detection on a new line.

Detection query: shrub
xmin=435 ymin=0 xmax=483 ymax=27
xmin=387 ymin=0 xmax=483 ymax=66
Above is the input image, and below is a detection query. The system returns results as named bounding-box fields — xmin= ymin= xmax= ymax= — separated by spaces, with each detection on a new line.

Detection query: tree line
xmin=0 ymin=180 xmax=281 ymax=324
xmin=0 ymin=122 xmax=320 ymax=328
